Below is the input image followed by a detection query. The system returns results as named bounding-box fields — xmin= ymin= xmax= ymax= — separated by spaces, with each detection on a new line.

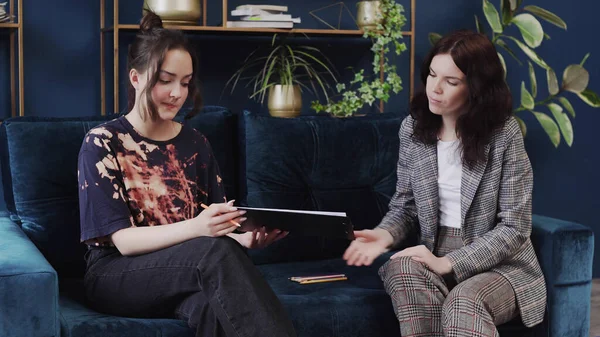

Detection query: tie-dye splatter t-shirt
xmin=78 ymin=116 xmax=226 ymax=243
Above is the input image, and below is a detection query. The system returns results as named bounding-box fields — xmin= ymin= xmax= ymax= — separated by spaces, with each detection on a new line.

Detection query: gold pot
xmin=143 ymin=0 xmax=201 ymax=25
xmin=356 ymin=1 xmax=383 ymax=31
xmin=268 ymin=85 xmax=302 ymax=118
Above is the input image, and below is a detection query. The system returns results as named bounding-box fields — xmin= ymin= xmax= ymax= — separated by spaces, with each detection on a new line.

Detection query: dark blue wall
xmin=0 ymin=0 xmax=598 ymax=275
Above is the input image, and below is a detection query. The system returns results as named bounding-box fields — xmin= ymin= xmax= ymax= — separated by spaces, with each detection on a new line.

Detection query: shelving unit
xmin=100 ymin=0 xmax=415 ymax=116
xmin=0 ymin=0 xmax=24 ymax=117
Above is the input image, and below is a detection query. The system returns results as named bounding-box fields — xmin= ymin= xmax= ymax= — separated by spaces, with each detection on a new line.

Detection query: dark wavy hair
xmin=126 ymin=11 xmax=202 ymax=120
xmin=411 ymin=30 xmax=512 ymax=168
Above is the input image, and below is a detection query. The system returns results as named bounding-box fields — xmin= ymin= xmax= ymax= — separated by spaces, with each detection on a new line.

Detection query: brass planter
xmin=143 ymin=0 xmax=202 ymax=25
xmin=357 ymin=1 xmax=383 ymax=31
xmin=268 ymin=85 xmax=302 ymax=118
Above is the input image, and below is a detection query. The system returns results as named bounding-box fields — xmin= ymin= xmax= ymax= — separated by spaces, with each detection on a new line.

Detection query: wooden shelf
xmin=0 ymin=23 xmax=20 ymax=28
xmin=2 ymin=0 xmax=24 ymax=117
xmin=100 ymin=0 xmax=416 ymax=115
xmin=105 ymin=25 xmax=362 ymax=36
xmin=102 ymin=24 xmax=413 ymax=37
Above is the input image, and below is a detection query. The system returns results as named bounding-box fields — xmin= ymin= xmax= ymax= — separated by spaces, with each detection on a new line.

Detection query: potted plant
xmin=356 ymin=0 xmax=383 ymax=31
xmin=225 ymin=35 xmax=338 ymax=118
xmin=311 ymin=0 xmax=408 ymax=117
xmin=142 ymin=0 xmax=201 ymax=25
xmin=429 ymin=0 xmax=600 ymax=147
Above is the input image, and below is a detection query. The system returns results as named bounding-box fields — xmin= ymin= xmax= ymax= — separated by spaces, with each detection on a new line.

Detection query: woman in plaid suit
xmin=343 ymin=30 xmax=546 ymax=337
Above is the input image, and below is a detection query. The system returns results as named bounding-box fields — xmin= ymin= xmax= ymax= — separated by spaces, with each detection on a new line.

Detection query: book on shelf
xmin=226 ymin=20 xmax=294 ymax=29
xmin=241 ymin=15 xmax=301 ymax=24
xmin=235 ymin=206 xmax=355 ymax=240
xmin=236 ymin=4 xmax=289 ymax=12
xmin=231 ymin=8 xmax=286 ymax=17
xmin=229 ymin=4 xmax=298 ymax=29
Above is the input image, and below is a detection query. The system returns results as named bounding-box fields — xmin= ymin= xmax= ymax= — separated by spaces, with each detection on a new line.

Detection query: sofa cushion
xmin=530 ymin=215 xmax=595 ymax=285
xmin=239 ymin=111 xmax=405 ymax=264
xmin=257 ymin=255 xmax=399 ymax=337
xmin=59 ymin=278 xmax=194 ymax=337
xmin=175 ymin=106 xmax=239 ymax=200
xmin=57 ymin=254 xmax=534 ymax=337
xmin=0 ymin=116 xmax=115 ymax=278
xmin=0 ymin=107 xmax=238 ymax=278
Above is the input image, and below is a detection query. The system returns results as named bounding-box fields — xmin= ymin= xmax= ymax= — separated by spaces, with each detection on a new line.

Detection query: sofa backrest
xmin=0 ymin=107 xmax=238 ymax=278
xmin=239 ymin=111 xmax=403 ymax=264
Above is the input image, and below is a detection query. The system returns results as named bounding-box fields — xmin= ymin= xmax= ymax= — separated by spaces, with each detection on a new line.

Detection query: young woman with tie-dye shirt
xmin=77 ymin=11 xmax=295 ymax=337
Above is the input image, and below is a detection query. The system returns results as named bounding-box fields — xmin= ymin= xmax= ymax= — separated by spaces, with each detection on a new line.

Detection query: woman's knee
xmin=442 ymin=281 xmax=484 ymax=321
xmin=379 ymin=256 xmax=426 ymax=284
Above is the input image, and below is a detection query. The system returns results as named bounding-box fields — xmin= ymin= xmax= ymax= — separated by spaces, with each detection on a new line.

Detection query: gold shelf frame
xmin=100 ymin=0 xmax=416 ymax=116
xmin=0 ymin=0 xmax=24 ymax=117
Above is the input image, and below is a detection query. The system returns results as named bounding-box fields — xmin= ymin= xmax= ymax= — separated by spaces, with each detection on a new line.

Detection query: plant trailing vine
xmin=311 ymin=0 xmax=408 ymax=117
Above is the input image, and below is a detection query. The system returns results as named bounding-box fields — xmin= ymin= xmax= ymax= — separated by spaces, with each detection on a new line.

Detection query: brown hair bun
xmin=140 ymin=11 xmax=163 ymax=33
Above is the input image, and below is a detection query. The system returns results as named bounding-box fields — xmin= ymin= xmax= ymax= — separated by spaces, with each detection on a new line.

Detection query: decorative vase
xmin=268 ymin=85 xmax=302 ymax=118
xmin=356 ymin=1 xmax=383 ymax=31
xmin=142 ymin=0 xmax=202 ymax=25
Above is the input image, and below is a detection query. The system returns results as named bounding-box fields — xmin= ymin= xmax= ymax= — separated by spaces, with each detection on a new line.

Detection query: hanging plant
xmin=311 ymin=0 xmax=408 ymax=117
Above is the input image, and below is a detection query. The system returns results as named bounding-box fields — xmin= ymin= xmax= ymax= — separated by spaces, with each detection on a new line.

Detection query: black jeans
xmin=84 ymin=236 xmax=297 ymax=337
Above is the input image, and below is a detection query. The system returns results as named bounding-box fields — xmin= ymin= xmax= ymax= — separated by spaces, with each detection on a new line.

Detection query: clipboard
xmin=236 ymin=206 xmax=355 ymax=240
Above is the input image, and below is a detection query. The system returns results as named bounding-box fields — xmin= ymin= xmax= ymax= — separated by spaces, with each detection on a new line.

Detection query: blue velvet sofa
xmin=0 ymin=107 xmax=594 ymax=337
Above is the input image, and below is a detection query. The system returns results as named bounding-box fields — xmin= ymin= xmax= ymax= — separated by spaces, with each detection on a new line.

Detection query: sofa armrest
xmin=0 ymin=214 xmax=59 ymax=337
xmin=531 ymin=214 xmax=594 ymax=337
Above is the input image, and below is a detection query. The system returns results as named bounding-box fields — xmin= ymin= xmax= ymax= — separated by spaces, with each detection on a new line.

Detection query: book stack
xmin=227 ymin=4 xmax=300 ymax=29
xmin=0 ymin=2 xmax=13 ymax=23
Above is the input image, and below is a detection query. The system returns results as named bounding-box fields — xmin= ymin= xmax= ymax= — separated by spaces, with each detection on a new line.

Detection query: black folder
xmin=236 ymin=206 xmax=355 ymax=240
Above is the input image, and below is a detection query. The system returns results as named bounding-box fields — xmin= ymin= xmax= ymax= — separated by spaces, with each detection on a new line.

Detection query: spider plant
xmin=225 ymin=35 xmax=339 ymax=105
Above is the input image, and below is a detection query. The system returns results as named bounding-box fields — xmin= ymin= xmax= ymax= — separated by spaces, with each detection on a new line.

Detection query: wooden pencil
xmin=200 ymin=203 xmax=242 ymax=227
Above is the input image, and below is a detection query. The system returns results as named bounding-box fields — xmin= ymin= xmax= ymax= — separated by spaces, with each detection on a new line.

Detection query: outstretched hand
xmin=343 ymin=229 xmax=394 ymax=266
xmin=233 ymin=227 xmax=289 ymax=249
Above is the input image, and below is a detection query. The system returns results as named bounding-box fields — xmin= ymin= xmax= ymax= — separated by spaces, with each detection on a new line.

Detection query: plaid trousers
xmin=379 ymin=226 xmax=518 ymax=337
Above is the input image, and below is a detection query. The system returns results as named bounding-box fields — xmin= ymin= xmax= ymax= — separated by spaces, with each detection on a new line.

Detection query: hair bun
xmin=140 ymin=10 xmax=163 ymax=33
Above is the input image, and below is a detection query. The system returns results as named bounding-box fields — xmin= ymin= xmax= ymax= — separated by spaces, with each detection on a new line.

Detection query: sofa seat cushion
xmin=256 ymin=254 xmax=399 ymax=337
xmin=59 ymin=279 xmax=194 ymax=337
xmin=58 ymin=254 xmax=533 ymax=337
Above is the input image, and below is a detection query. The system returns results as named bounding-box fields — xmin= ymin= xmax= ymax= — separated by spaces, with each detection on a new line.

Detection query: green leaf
xmin=429 ymin=32 xmax=442 ymax=46
xmin=577 ymin=89 xmax=600 ymax=108
xmin=475 ymin=15 xmax=485 ymax=34
xmin=483 ymin=0 xmax=503 ymax=33
xmin=496 ymin=39 xmax=522 ymax=65
xmin=524 ymin=5 xmax=567 ymax=30
xmin=558 ymin=97 xmax=576 ymax=117
xmin=544 ymin=33 xmax=551 ymax=40
xmin=501 ymin=0 xmax=513 ymax=25
xmin=509 ymin=0 xmax=518 ymax=11
xmin=515 ymin=115 xmax=527 ymax=136
xmin=521 ymin=82 xmax=535 ymax=110
xmin=498 ymin=52 xmax=507 ymax=79
xmin=547 ymin=103 xmax=573 ymax=146
xmin=580 ymin=53 xmax=590 ymax=66
xmin=506 ymin=36 xmax=549 ymax=69
xmin=532 ymin=111 xmax=560 ymax=147
xmin=562 ymin=64 xmax=589 ymax=93
xmin=547 ymin=68 xmax=559 ymax=95
xmin=511 ymin=14 xmax=544 ymax=48
xmin=528 ymin=62 xmax=537 ymax=98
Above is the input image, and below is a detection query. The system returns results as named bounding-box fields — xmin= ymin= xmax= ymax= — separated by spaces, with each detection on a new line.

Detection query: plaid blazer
xmin=377 ymin=115 xmax=547 ymax=327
